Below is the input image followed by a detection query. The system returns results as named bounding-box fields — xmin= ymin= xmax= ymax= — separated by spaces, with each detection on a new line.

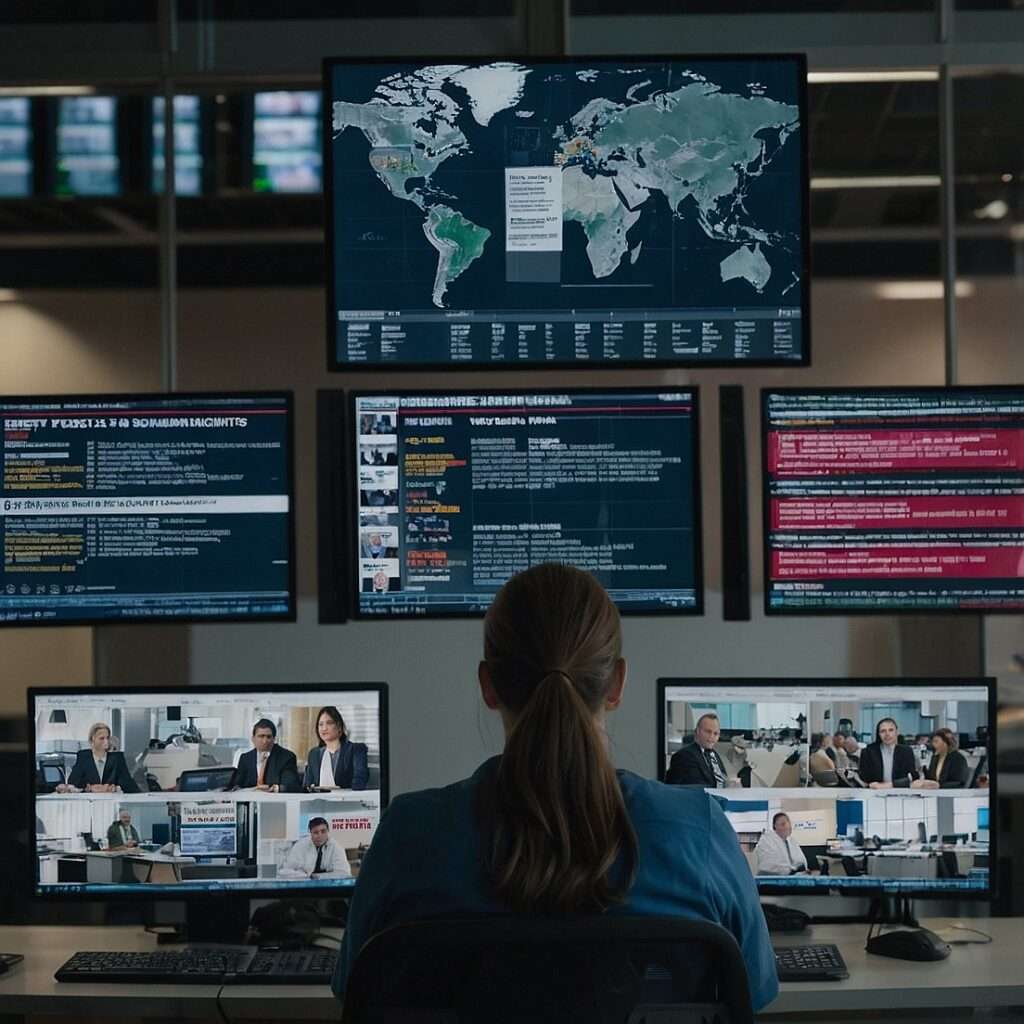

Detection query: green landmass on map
xmin=423 ymin=205 xmax=491 ymax=307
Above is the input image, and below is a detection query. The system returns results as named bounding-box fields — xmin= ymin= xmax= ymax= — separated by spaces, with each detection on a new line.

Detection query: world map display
xmin=328 ymin=57 xmax=807 ymax=367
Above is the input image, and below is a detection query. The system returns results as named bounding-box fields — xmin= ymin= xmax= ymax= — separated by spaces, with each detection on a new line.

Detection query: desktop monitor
xmin=324 ymin=54 xmax=808 ymax=371
xmin=0 ymin=391 xmax=295 ymax=625
xmin=762 ymin=386 xmax=1024 ymax=613
xmin=322 ymin=387 xmax=702 ymax=619
xmin=30 ymin=683 xmax=388 ymax=900
xmin=657 ymin=677 xmax=995 ymax=898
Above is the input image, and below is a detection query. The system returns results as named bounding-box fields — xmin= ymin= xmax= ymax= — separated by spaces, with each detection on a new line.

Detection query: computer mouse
xmin=866 ymin=927 xmax=951 ymax=962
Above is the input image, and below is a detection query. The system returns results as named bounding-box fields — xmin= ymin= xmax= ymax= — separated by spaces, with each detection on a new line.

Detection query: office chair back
xmin=937 ymin=851 xmax=962 ymax=879
xmin=342 ymin=914 xmax=755 ymax=1024
xmin=841 ymin=855 xmax=864 ymax=877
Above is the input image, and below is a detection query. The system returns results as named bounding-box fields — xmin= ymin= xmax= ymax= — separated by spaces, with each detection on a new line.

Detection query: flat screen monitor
xmin=657 ymin=677 xmax=995 ymax=897
xmin=331 ymin=387 xmax=702 ymax=618
xmin=325 ymin=54 xmax=808 ymax=370
xmin=30 ymin=683 xmax=388 ymax=896
xmin=178 ymin=767 xmax=238 ymax=793
xmin=763 ymin=387 xmax=1024 ymax=613
xmin=0 ymin=391 xmax=295 ymax=625
xmin=0 ymin=97 xmax=31 ymax=198
xmin=253 ymin=90 xmax=322 ymax=193
xmin=56 ymin=96 xmax=120 ymax=197
xmin=153 ymin=95 xmax=202 ymax=196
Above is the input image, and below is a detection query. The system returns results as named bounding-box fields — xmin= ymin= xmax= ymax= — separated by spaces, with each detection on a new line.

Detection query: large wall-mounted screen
xmin=56 ymin=96 xmax=120 ymax=197
xmin=1 ymin=392 xmax=294 ymax=625
xmin=325 ymin=54 xmax=808 ymax=370
xmin=659 ymin=678 xmax=994 ymax=898
xmin=0 ymin=97 xmax=31 ymax=198
xmin=338 ymin=388 xmax=702 ymax=618
xmin=153 ymin=95 xmax=202 ymax=197
xmin=253 ymin=90 xmax=322 ymax=194
xmin=763 ymin=387 xmax=1024 ymax=613
xmin=31 ymin=684 xmax=386 ymax=897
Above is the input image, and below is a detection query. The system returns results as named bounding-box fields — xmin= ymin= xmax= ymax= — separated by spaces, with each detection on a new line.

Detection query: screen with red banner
xmin=762 ymin=387 xmax=1024 ymax=613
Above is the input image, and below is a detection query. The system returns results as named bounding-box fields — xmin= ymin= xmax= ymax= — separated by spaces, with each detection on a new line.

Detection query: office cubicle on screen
xmin=763 ymin=386 xmax=1024 ymax=613
xmin=330 ymin=387 xmax=702 ymax=618
xmin=30 ymin=684 xmax=387 ymax=897
xmin=0 ymin=391 xmax=295 ymax=625
xmin=658 ymin=678 xmax=995 ymax=897
xmin=325 ymin=54 xmax=808 ymax=370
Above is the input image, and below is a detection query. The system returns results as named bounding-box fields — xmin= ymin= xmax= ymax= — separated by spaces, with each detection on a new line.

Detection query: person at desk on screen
xmin=106 ymin=809 xmax=140 ymax=850
xmin=859 ymin=718 xmax=919 ymax=789
xmin=913 ymin=728 xmax=969 ymax=790
xmin=332 ymin=564 xmax=778 ymax=1011
xmin=754 ymin=813 xmax=807 ymax=875
xmin=665 ymin=713 xmax=735 ymax=788
xmin=303 ymin=706 xmax=369 ymax=791
xmin=59 ymin=722 xmax=139 ymax=793
xmin=280 ymin=817 xmax=352 ymax=880
xmin=233 ymin=718 xmax=301 ymax=793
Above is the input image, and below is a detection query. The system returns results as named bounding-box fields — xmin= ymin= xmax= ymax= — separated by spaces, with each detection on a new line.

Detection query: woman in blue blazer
xmin=303 ymin=705 xmax=369 ymax=791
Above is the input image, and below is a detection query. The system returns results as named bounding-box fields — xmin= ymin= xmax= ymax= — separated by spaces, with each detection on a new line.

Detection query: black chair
xmin=841 ymin=855 xmax=865 ymax=877
xmin=342 ymin=915 xmax=755 ymax=1024
xmin=937 ymin=851 xmax=962 ymax=879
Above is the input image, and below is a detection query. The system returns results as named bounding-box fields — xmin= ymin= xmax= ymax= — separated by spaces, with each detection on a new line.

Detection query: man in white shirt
xmin=754 ymin=812 xmax=808 ymax=876
xmin=279 ymin=817 xmax=352 ymax=879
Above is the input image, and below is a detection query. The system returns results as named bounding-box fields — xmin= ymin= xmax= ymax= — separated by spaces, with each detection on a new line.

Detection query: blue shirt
xmin=332 ymin=758 xmax=778 ymax=1011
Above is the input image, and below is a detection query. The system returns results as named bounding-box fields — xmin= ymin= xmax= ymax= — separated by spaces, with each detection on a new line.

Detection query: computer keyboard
xmin=54 ymin=946 xmax=337 ymax=985
xmin=774 ymin=943 xmax=849 ymax=982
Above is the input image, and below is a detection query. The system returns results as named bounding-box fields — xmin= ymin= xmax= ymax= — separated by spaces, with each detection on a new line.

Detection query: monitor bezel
xmin=323 ymin=52 xmax=811 ymax=373
xmin=345 ymin=384 xmax=704 ymax=620
xmin=28 ymin=681 xmax=390 ymax=902
xmin=761 ymin=384 xmax=1024 ymax=616
xmin=656 ymin=675 xmax=997 ymax=901
xmin=0 ymin=389 xmax=297 ymax=627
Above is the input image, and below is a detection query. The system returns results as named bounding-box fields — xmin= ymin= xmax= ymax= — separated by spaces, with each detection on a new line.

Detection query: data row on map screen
xmin=1 ymin=394 xmax=294 ymax=625
xmin=317 ymin=388 xmax=703 ymax=619
xmin=326 ymin=55 xmax=808 ymax=370
xmin=763 ymin=387 xmax=1024 ymax=614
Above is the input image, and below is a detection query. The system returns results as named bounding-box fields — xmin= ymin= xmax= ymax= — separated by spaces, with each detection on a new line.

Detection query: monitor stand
xmin=810 ymin=893 xmax=920 ymax=927
xmin=160 ymin=897 xmax=252 ymax=945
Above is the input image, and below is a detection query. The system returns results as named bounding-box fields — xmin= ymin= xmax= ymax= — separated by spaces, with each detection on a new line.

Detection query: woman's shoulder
xmin=384 ymin=761 xmax=496 ymax=823
xmin=617 ymin=770 xmax=716 ymax=826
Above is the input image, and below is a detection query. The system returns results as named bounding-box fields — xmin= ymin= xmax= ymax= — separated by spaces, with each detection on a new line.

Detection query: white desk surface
xmin=762 ymin=917 xmax=1024 ymax=1017
xmin=0 ymin=919 xmax=1020 ymax=1020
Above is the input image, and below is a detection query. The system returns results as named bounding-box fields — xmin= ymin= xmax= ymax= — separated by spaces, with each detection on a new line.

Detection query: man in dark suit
xmin=666 ymin=712 xmax=732 ymax=787
xmin=233 ymin=719 xmax=301 ymax=793
xmin=858 ymin=717 xmax=919 ymax=788
xmin=106 ymin=809 xmax=141 ymax=849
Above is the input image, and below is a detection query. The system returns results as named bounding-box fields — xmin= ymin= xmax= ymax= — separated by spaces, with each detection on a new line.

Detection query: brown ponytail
xmin=479 ymin=563 xmax=638 ymax=912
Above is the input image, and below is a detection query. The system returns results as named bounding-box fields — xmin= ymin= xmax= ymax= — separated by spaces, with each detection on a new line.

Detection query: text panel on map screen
xmin=326 ymin=55 xmax=808 ymax=369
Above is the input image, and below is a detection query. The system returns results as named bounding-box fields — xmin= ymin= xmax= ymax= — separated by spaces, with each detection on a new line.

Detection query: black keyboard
xmin=774 ymin=943 xmax=849 ymax=982
xmin=54 ymin=946 xmax=337 ymax=985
